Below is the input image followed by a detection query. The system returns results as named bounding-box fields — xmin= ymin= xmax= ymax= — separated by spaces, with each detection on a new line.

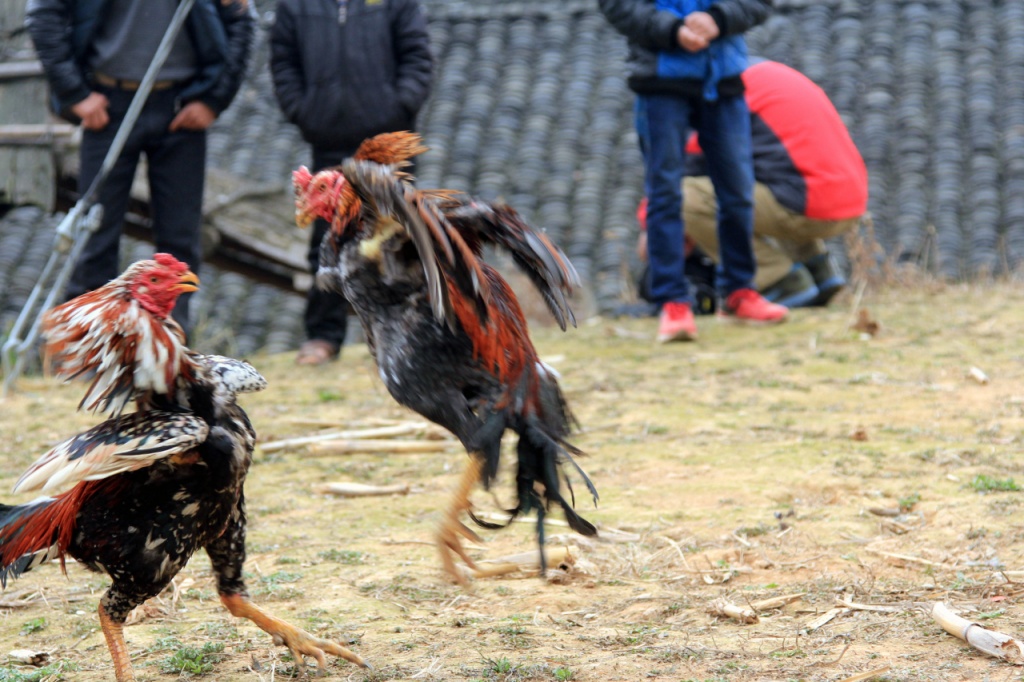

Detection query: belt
xmin=93 ymin=72 xmax=180 ymax=92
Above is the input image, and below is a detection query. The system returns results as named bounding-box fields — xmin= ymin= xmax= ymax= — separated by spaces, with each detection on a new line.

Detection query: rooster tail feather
xmin=517 ymin=420 xmax=598 ymax=539
xmin=0 ymin=500 xmax=64 ymax=587
xmin=470 ymin=411 xmax=508 ymax=488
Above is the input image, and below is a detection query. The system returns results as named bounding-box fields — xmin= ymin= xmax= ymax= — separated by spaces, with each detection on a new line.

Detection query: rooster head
xmin=293 ymin=166 xmax=348 ymax=229
xmin=124 ymin=253 xmax=200 ymax=319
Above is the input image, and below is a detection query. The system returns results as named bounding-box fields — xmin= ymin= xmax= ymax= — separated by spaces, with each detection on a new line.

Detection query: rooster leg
xmin=220 ymin=593 xmax=369 ymax=672
xmin=98 ymin=602 xmax=135 ymax=682
xmin=437 ymin=454 xmax=497 ymax=584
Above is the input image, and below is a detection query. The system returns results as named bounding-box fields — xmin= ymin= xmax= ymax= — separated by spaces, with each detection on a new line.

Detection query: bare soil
xmin=2 ymin=282 xmax=1024 ymax=682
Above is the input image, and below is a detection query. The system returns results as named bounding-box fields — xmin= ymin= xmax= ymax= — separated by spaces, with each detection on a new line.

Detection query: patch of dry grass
xmin=1 ymin=282 xmax=1024 ymax=680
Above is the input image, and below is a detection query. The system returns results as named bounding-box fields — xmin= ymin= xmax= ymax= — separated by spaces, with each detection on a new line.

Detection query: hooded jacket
xmin=26 ymin=0 xmax=254 ymax=121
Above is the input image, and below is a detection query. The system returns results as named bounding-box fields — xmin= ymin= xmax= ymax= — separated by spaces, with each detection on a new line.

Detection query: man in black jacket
xmin=270 ymin=0 xmax=433 ymax=365
xmin=26 ymin=0 xmax=254 ymax=336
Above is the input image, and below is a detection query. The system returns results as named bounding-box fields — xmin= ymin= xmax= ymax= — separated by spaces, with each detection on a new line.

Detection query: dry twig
xmin=928 ymin=602 xmax=1024 ymax=664
xmin=707 ymin=599 xmax=759 ymax=624
xmin=312 ymin=482 xmax=412 ymax=497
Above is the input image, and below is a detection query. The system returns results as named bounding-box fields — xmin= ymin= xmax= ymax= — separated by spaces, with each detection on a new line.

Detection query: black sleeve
xmin=391 ymin=0 xmax=433 ymax=118
xmin=269 ymin=0 xmax=306 ymax=124
xmin=200 ymin=0 xmax=255 ymax=114
xmin=707 ymin=0 xmax=772 ymax=36
xmin=25 ymin=0 xmax=92 ymax=115
xmin=597 ymin=0 xmax=682 ymax=51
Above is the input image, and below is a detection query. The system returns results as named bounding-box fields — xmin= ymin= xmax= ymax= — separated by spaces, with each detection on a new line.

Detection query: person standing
xmin=270 ymin=0 xmax=433 ymax=366
xmin=26 ymin=0 xmax=255 ymax=337
xmin=598 ymin=0 xmax=786 ymax=343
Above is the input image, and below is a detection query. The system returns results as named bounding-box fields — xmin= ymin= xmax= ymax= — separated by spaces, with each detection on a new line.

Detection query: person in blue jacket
xmin=26 ymin=0 xmax=254 ymax=337
xmin=598 ymin=0 xmax=787 ymax=342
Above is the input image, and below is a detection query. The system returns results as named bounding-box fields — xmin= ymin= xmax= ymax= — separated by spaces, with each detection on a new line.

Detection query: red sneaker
xmin=657 ymin=301 xmax=698 ymax=342
xmin=719 ymin=289 xmax=788 ymax=325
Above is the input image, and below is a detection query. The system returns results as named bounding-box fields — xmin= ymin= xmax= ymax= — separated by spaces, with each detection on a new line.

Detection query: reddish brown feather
xmin=0 ymin=478 xmax=125 ymax=575
xmin=354 ymin=131 xmax=427 ymax=167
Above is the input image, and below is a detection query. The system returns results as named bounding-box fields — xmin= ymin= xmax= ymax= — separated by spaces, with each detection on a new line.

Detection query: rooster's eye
xmin=150 ymin=276 xmax=159 ymax=284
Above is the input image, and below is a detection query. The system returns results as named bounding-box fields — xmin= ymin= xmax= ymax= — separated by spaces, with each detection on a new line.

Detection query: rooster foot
xmin=436 ymin=455 xmax=513 ymax=585
xmin=221 ymin=594 xmax=369 ymax=673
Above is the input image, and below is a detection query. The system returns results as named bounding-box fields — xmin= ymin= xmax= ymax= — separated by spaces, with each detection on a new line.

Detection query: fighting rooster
xmin=293 ymin=132 xmax=598 ymax=583
xmin=0 ymin=255 xmax=366 ymax=681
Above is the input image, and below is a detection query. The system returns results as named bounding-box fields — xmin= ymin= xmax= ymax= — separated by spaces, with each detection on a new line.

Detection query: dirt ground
xmin=2 ymin=281 xmax=1024 ymax=682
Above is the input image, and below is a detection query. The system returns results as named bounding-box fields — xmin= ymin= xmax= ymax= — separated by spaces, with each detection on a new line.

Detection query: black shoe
xmin=803 ymin=253 xmax=846 ymax=306
xmin=761 ymin=264 xmax=819 ymax=309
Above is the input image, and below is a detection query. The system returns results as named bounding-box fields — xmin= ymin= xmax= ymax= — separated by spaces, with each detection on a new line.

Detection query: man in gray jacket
xmin=271 ymin=0 xmax=433 ymax=365
xmin=26 ymin=0 xmax=254 ymax=336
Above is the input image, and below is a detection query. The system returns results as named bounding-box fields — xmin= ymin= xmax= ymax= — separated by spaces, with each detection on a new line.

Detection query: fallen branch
xmin=260 ymin=423 xmax=430 ymax=453
xmin=308 ymin=439 xmax=452 ymax=455
xmin=707 ymin=599 xmax=759 ymax=624
xmin=929 ymin=602 xmax=1024 ymax=664
xmin=836 ymin=667 xmax=890 ymax=682
xmin=865 ymin=548 xmax=957 ymax=570
xmin=837 ymin=596 xmax=900 ymax=613
xmin=804 ymin=607 xmax=849 ymax=631
xmin=459 ymin=546 xmax=574 ymax=580
xmin=750 ymin=593 xmax=805 ymax=612
xmin=312 ymin=482 xmax=411 ymax=497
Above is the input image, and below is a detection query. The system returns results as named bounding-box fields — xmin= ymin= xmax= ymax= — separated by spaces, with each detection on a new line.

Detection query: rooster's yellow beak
xmin=173 ymin=270 xmax=200 ymax=293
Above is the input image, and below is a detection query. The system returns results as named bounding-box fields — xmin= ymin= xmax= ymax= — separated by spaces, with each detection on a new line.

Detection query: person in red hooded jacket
xmin=681 ymin=59 xmax=868 ymax=307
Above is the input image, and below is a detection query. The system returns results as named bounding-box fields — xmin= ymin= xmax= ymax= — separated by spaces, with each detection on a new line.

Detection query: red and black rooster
xmin=293 ymin=132 xmax=598 ymax=583
xmin=0 ymin=255 xmax=366 ymax=680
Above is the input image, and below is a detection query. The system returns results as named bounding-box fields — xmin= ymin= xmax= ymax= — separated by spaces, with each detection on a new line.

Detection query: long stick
xmin=929 ymin=602 xmax=1024 ymax=664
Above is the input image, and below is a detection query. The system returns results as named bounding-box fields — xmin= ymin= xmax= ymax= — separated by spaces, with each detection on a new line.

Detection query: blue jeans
xmin=635 ymin=92 xmax=756 ymax=305
xmin=71 ymin=83 xmax=205 ymax=336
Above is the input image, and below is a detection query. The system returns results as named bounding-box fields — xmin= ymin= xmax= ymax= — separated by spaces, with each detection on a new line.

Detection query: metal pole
xmin=2 ymin=0 xmax=198 ymax=398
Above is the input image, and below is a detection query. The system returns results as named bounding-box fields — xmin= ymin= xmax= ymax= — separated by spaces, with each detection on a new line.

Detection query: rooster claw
xmin=436 ymin=517 xmax=483 ymax=586
xmin=274 ymin=628 xmax=369 ymax=674
xmin=220 ymin=594 xmax=368 ymax=673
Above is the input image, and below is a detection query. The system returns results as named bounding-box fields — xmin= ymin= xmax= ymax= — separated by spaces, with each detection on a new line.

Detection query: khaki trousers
xmin=683 ymin=176 xmax=861 ymax=290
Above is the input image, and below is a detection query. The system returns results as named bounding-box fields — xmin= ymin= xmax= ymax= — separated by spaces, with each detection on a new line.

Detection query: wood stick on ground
xmin=708 ymin=599 xmax=759 ymax=624
xmin=312 ymin=482 xmax=411 ymax=497
xmin=457 ymin=546 xmax=574 ymax=580
xmin=308 ymin=439 xmax=453 ymax=455
xmin=865 ymin=548 xmax=957 ymax=570
xmin=929 ymin=602 xmax=1024 ymax=664
xmin=805 ymin=607 xmax=850 ymax=631
xmin=750 ymin=593 xmax=805 ymax=612
xmin=260 ymin=423 xmax=430 ymax=453
xmin=836 ymin=667 xmax=890 ymax=682
xmin=836 ymin=596 xmax=900 ymax=613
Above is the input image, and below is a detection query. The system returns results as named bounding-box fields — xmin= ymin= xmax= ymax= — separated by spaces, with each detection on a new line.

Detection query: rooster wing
xmin=13 ymin=412 xmax=209 ymax=494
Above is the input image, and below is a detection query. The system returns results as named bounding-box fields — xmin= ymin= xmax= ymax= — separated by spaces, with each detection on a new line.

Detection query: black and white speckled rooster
xmin=0 ymin=255 xmax=367 ymax=681
xmin=293 ymin=132 xmax=598 ymax=584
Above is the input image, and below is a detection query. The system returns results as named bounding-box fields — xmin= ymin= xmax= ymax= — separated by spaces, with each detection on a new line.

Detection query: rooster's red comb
xmin=152 ymin=253 xmax=189 ymax=273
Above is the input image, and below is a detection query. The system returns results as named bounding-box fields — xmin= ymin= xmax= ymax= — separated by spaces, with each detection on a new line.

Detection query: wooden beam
xmin=0 ymin=61 xmax=45 ymax=80
xmin=0 ymin=124 xmax=77 ymax=145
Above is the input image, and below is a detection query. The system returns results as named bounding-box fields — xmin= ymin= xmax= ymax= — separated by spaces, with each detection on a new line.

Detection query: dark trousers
xmin=635 ymin=92 xmax=756 ymax=305
xmin=70 ymin=84 xmax=205 ymax=336
xmin=303 ymin=147 xmax=354 ymax=347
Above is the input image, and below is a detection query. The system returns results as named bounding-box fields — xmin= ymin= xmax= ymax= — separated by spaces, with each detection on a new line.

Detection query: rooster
xmin=0 ymin=255 xmax=366 ymax=681
xmin=293 ymin=132 xmax=598 ymax=583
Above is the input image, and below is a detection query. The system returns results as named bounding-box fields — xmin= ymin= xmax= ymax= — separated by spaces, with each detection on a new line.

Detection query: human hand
xmin=685 ymin=12 xmax=720 ymax=42
xmin=676 ymin=24 xmax=709 ymax=52
xmin=169 ymin=101 xmax=216 ymax=132
xmin=71 ymin=92 xmax=110 ymax=130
